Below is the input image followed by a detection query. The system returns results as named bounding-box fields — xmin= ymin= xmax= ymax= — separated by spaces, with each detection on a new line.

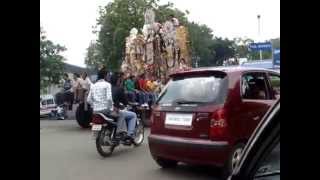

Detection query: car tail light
xmin=91 ymin=115 xmax=104 ymax=124
xmin=209 ymin=108 xmax=228 ymax=140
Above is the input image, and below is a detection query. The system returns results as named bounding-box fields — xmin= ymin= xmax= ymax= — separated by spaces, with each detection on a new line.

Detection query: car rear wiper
xmin=174 ymin=99 xmax=205 ymax=105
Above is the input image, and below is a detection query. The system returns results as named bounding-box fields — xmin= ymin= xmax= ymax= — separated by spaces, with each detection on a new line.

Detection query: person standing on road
xmin=80 ymin=72 xmax=92 ymax=90
xmin=72 ymin=73 xmax=82 ymax=104
xmin=79 ymin=72 xmax=92 ymax=110
xmin=62 ymin=73 xmax=73 ymax=111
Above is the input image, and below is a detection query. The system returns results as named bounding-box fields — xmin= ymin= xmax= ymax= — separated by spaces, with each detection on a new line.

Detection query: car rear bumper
xmin=148 ymin=134 xmax=231 ymax=167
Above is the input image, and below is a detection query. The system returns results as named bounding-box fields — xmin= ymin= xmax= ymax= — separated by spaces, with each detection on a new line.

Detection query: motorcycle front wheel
xmin=133 ymin=119 xmax=144 ymax=146
xmin=96 ymin=127 xmax=115 ymax=157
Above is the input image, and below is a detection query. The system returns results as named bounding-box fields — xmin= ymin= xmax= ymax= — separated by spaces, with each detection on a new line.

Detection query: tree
xmin=40 ymin=27 xmax=66 ymax=93
xmin=211 ymin=37 xmax=236 ymax=66
xmin=233 ymin=37 xmax=254 ymax=59
xmin=271 ymin=38 xmax=280 ymax=49
xmin=187 ymin=22 xmax=215 ymax=67
xmin=154 ymin=3 xmax=188 ymax=25
xmin=85 ymin=41 xmax=104 ymax=70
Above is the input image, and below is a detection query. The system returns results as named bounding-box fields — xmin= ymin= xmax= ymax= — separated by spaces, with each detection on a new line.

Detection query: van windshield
xmin=157 ymin=74 xmax=228 ymax=105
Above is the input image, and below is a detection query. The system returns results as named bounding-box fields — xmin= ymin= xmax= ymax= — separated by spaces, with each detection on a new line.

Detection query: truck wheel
xmin=76 ymin=103 xmax=92 ymax=128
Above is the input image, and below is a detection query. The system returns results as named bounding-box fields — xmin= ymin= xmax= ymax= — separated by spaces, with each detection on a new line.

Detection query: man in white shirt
xmin=87 ymin=70 xmax=127 ymax=134
xmin=80 ymin=72 xmax=92 ymax=91
xmin=87 ymin=71 xmax=114 ymax=113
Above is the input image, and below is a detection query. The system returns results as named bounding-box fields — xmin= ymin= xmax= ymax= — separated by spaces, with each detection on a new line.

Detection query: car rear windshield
xmin=157 ymin=73 xmax=228 ymax=105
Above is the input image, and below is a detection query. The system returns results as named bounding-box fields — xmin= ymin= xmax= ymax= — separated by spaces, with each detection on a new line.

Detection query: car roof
xmin=40 ymin=94 xmax=54 ymax=100
xmin=170 ymin=66 xmax=279 ymax=77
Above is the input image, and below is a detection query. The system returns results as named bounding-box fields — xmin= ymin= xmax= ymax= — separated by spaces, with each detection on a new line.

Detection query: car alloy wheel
xmin=231 ymin=147 xmax=243 ymax=171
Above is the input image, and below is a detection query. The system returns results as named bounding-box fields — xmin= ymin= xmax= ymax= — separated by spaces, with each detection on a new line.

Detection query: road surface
xmin=40 ymin=119 xmax=222 ymax=180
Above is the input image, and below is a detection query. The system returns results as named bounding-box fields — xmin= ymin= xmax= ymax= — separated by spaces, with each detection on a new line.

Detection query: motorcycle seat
xmin=95 ymin=112 xmax=118 ymax=122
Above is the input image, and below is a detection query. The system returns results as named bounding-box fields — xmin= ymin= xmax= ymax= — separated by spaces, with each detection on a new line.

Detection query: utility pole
xmin=257 ymin=14 xmax=262 ymax=61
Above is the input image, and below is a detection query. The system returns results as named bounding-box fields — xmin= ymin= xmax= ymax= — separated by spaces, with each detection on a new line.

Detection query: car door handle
xmin=253 ymin=116 xmax=260 ymax=121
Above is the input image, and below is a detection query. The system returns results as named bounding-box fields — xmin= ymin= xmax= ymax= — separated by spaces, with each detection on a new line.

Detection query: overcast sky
xmin=40 ymin=0 xmax=280 ymax=67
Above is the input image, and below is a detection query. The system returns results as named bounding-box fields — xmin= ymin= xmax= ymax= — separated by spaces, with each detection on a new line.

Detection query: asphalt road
xmin=40 ymin=119 xmax=222 ymax=180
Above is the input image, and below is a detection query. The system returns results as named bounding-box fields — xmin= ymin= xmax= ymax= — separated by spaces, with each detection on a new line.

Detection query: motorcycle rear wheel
xmin=96 ymin=128 xmax=115 ymax=157
xmin=133 ymin=120 xmax=144 ymax=146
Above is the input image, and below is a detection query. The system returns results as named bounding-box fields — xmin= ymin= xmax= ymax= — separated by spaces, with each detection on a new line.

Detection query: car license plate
xmin=91 ymin=124 xmax=102 ymax=131
xmin=165 ymin=113 xmax=193 ymax=126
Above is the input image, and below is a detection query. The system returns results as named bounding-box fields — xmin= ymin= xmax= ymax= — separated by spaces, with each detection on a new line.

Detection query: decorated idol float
xmin=121 ymin=9 xmax=192 ymax=80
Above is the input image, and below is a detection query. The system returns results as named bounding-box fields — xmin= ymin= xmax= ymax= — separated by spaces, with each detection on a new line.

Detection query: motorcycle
xmin=91 ymin=105 xmax=144 ymax=157
xmin=51 ymin=104 xmax=66 ymax=120
xmin=127 ymin=102 xmax=151 ymax=127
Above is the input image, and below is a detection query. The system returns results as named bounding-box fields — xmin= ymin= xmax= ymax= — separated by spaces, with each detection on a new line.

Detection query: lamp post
xmin=195 ymin=56 xmax=200 ymax=68
xmin=257 ymin=14 xmax=262 ymax=60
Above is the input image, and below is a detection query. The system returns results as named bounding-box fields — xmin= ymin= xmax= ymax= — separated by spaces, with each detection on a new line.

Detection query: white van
xmin=40 ymin=94 xmax=56 ymax=117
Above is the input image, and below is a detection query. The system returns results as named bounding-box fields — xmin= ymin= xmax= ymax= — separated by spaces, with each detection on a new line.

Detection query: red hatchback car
xmin=148 ymin=66 xmax=280 ymax=175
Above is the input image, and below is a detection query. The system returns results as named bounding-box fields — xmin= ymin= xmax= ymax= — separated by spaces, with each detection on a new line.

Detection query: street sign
xmin=249 ymin=42 xmax=272 ymax=51
xmin=273 ymin=49 xmax=280 ymax=67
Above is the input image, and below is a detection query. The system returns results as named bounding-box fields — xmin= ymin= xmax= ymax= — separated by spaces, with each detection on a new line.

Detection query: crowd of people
xmin=55 ymin=72 xmax=92 ymax=115
xmin=122 ymin=73 xmax=167 ymax=108
xmin=58 ymin=68 xmax=168 ymax=115
xmin=55 ymin=67 xmax=168 ymax=142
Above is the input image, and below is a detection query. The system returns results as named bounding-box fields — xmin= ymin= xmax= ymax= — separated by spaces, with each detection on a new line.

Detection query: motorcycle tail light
xmin=91 ymin=115 xmax=104 ymax=124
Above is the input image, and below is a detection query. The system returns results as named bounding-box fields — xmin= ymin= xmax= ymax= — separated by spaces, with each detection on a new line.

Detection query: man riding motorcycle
xmin=110 ymin=73 xmax=138 ymax=143
xmin=87 ymin=69 xmax=137 ymax=144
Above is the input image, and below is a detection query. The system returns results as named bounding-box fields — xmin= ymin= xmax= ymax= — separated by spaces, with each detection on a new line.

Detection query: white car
xmin=40 ymin=94 xmax=56 ymax=117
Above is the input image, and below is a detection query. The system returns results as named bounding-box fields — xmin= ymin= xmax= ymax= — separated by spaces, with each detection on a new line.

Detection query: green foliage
xmin=84 ymin=41 xmax=104 ymax=70
xmin=154 ymin=3 xmax=188 ymax=25
xmin=40 ymin=27 xmax=66 ymax=92
xmin=187 ymin=22 xmax=215 ymax=66
xmin=271 ymin=38 xmax=280 ymax=49
xmin=233 ymin=37 xmax=254 ymax=59
xmin=211 ymin=37 xmax=236 ymax=66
